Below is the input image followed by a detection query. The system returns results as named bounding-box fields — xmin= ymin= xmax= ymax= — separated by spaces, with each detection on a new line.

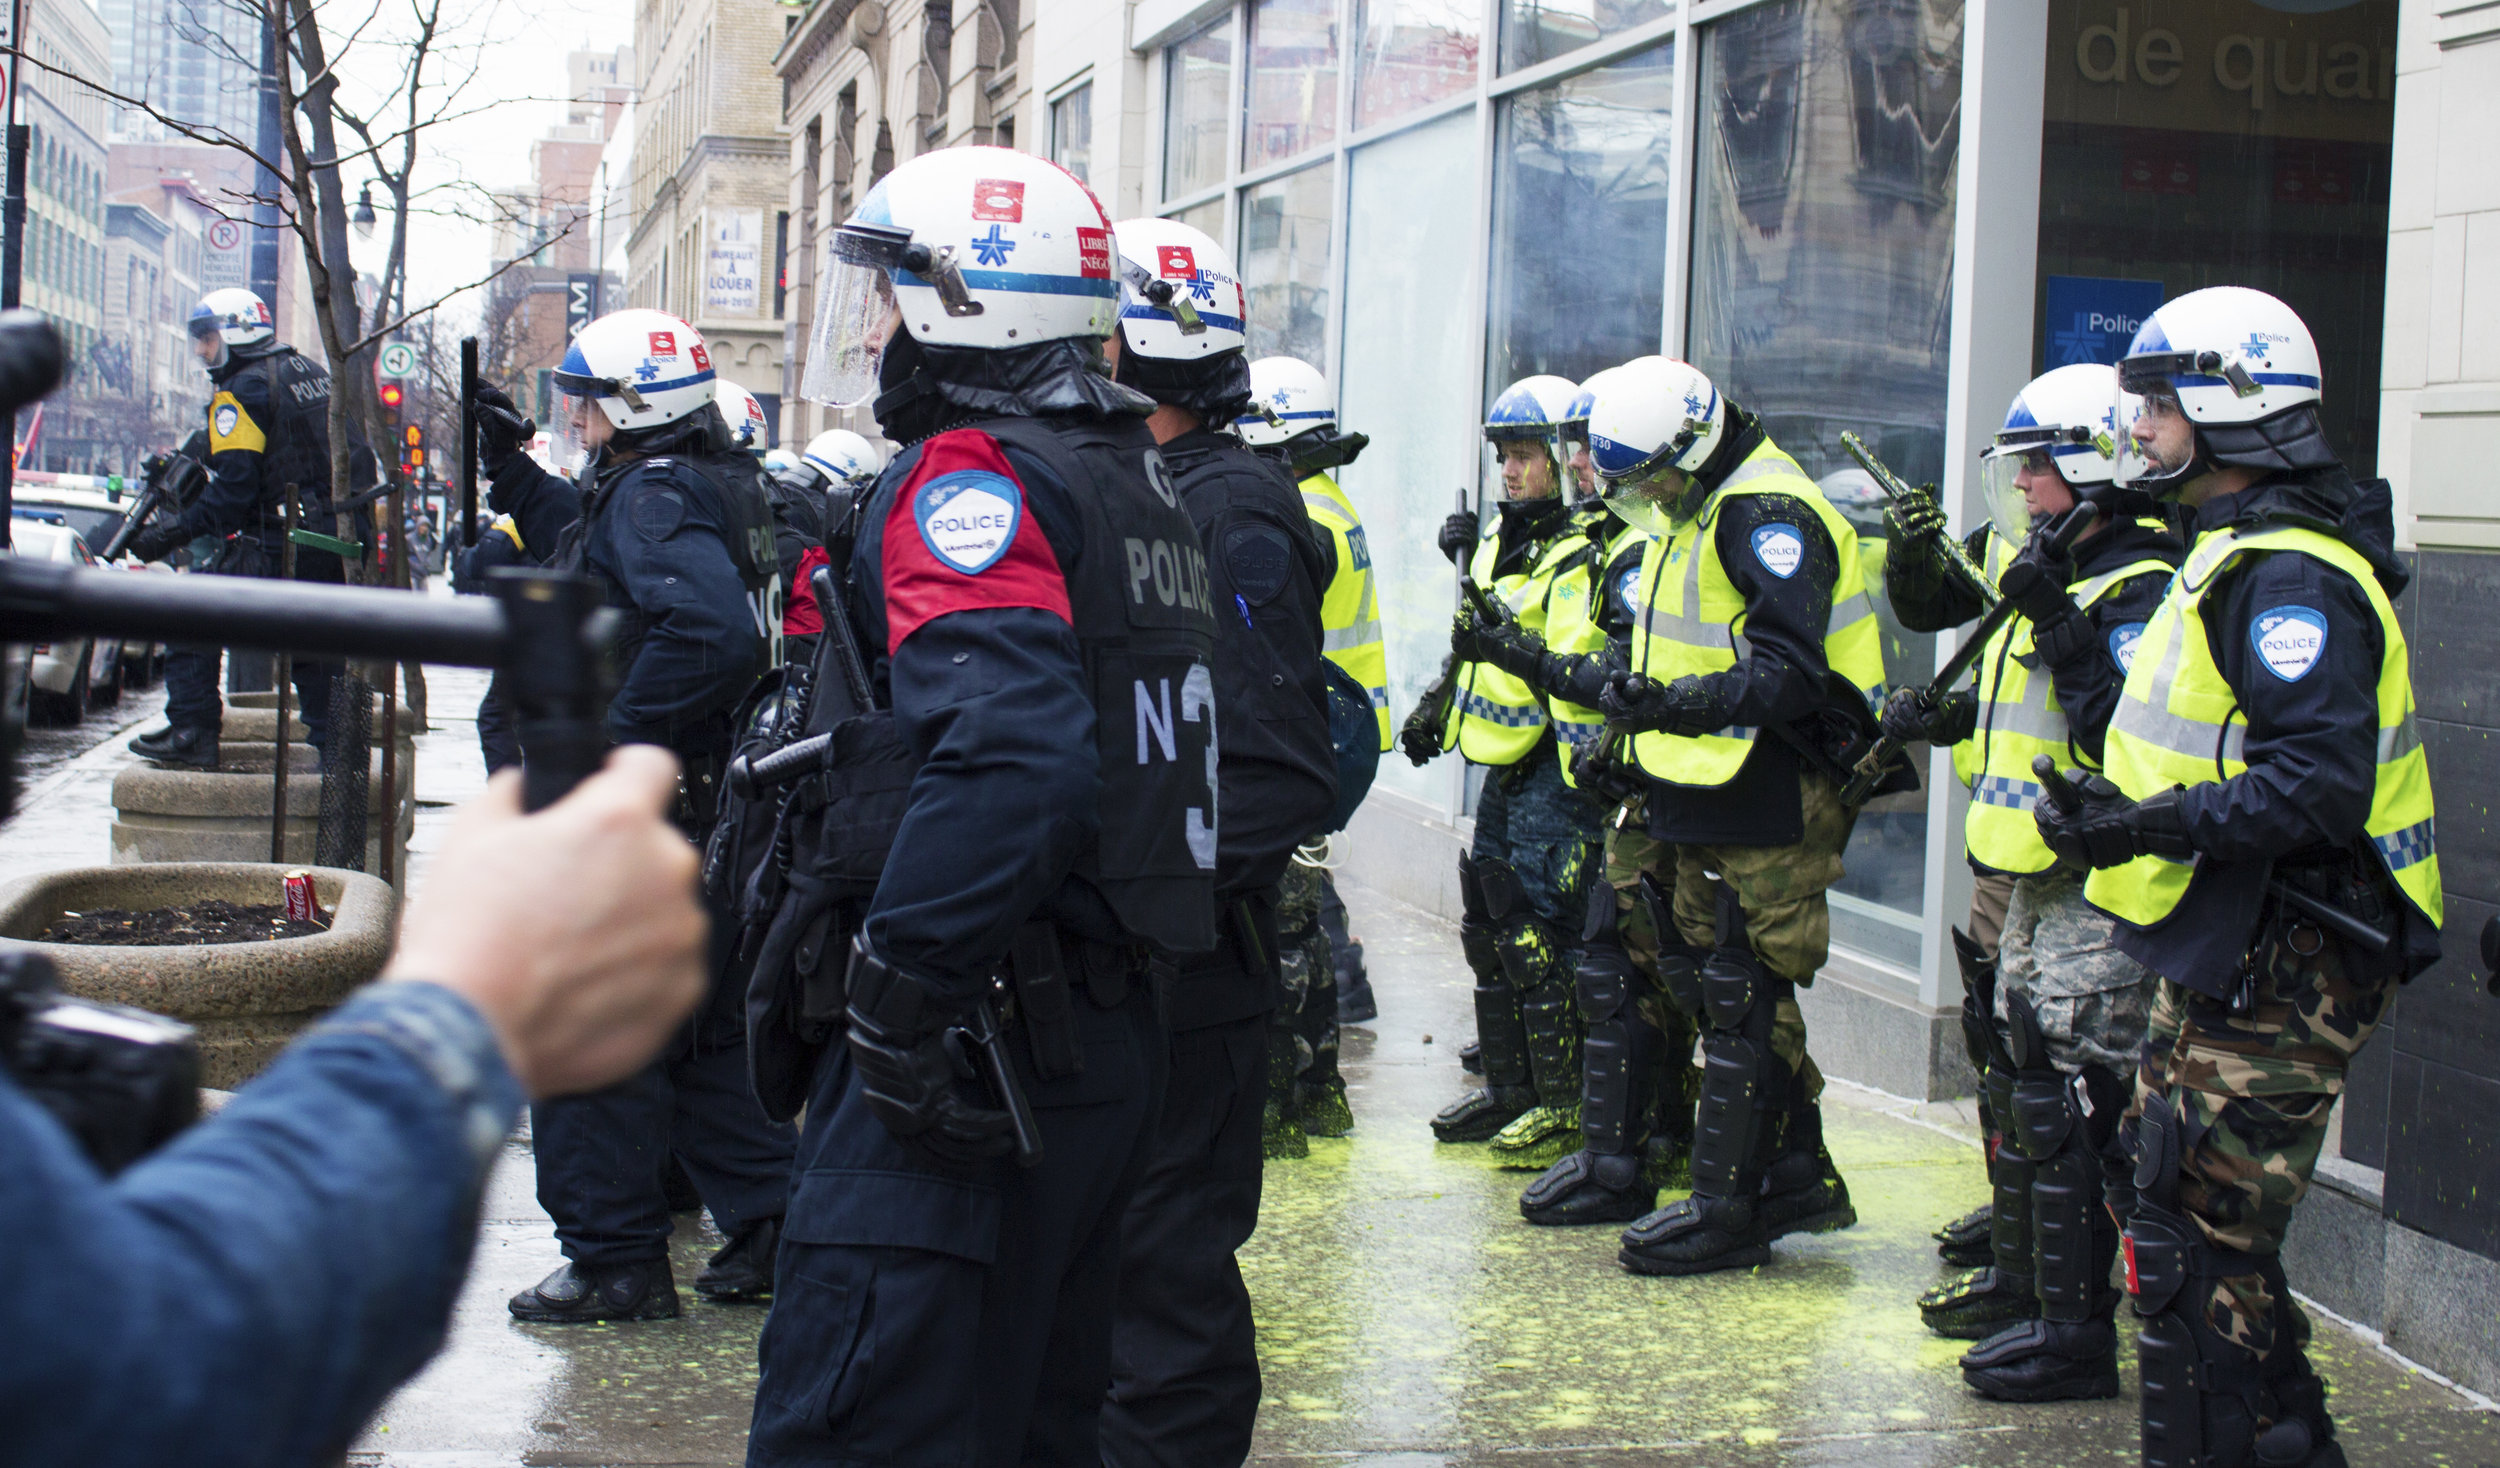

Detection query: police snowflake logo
xmin=1750 ymin=524 xmax=1804 ymax=579
xmin=2252 ymin=606 xmax=2327 ymax=682
xmin=2108 ymin=621 xmax=2146 ymax=676
xmin=213 ymin=402 xmax=239 ymax=438
xmin=915 ymin=471 xmax=1023 ymax=575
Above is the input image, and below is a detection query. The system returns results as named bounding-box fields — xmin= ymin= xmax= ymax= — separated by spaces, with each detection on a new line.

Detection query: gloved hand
xmin=1998 ymin=548 xmax=2079 ymax=630
xmin=2032 ymin=766 xmax=2194 ymax=871
xmin=1884 ymin=486 xmax=1949 ymax=545
xmin=473 ymin=384 xmax=536 ymax=478
xmin=1880 ymin=685 xmax=1976 ymax=747
xmin=843 ymin=942 xmax=1015 ymax=1166
xmin=1399 ymin=661 xmax=1455 ymax=767
xmin=126 ymin=517 xmax=189 ymax=565
xmin=1599 ymin=672 xmax=1725 ymax=738
xmin=1438 ymin=509 xmax=1481 ymax=563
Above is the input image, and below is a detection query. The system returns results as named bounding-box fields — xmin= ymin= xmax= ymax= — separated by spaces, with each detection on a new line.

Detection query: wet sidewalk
xmin=341 ymin=790 xmax=2500 ymax=1465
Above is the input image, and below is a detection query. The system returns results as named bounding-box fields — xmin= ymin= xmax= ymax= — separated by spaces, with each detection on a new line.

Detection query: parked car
xmin=13 ymin=479 xmax=167 ymax=686
xmin=8 ymin=511 xmax=127 ymax=724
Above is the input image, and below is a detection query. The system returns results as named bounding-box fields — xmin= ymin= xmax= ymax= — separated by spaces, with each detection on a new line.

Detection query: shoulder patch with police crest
xmin=2108 ymin=621 xmax=2146 ymax=675
xmin=208 ymin=391 xmax=265 ymax=454
xmin=1749 ymin=523 xmax=1804 ymax=579
xmin=2251 ymin=606 xmax=2327 ymax=682
xmin=914 ymin=470 xmax=1024 ymax=575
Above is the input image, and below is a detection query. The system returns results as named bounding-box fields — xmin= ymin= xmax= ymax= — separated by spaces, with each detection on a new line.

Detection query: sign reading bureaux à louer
xmin=707 ymin=210 xmax=763 ymax=317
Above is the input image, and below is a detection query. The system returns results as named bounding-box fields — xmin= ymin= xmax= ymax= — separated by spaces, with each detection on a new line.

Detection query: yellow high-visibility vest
xmin=2086 ymin=525 xmax=2442 ymax=931
xmin=1625 ymin=439 xmax=1886 ymax=788
xmin=1548 ymin=516 xmax=1649 ymax=785
xmin=1299 ymin=471 xmax=1391 ymax=751
xmin=1448 ymin=511 xmax=1579 ymax=766
xmin=1961 ymin=555 xmax=2176 ymax=874
xmin=1950 ymin=534 xmax=2023 ymax=792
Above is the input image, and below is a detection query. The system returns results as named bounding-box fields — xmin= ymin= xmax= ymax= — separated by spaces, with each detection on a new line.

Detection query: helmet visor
xmin=546 ymin=385 xmax=605 ymax=473
xmin=2111 ymin=370 xmax=2196 ymax=491
xmin=1601 ymin=465 xmax=1692 ymax=537
xmin=802 ymin=227 xmax=906 ymax=408
xmin=1980 ymin=448 xmax=2047 ymax=550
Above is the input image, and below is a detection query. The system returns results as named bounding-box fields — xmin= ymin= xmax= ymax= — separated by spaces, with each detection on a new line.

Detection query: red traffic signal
xmin=378 ymin=381 xmax=406 ymax=411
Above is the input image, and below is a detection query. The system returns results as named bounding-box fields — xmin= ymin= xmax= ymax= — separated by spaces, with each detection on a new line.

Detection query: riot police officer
xmin=127 ymin=289 xmax=356 ymax=769
xmin=744 ymin=148 xmax=1220 ymax=1465
xmin=1402 ymin=376 xmax=1601 ymax=1159
xmin=1588 ymin=357 xmax=1880 ymax=1276
xmin=1096 ymin=217 xmax=1335 ymax=1467
xmin=1236 ymin=354 xmax=1384 ymax=1144
xmin=1883 ymin=365 xmax=2180 ymax=1401
xmin=486 ymin=307 xmax=793 ymax=1325
xmin=2038 ymin=288 xmax=2442 ymax=1466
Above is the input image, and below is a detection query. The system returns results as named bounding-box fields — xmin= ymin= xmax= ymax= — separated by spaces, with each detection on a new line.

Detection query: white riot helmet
xmin=1561 ymin=362 xmax=1646 ymax=500
xmin=803 ymin=147 xmax=1118 ymax=407
xmin=803 ymin=428 xmax=885 ymax=489
xmin=1483 ymin=374 xmax=1580 ymax=498
xmin=1111 ymin=217 xmax=1245 ymax=361
xmin=187 ymin=287 xmax=273 ymax=369
xmin=717 ymin=380 xmax=771 ymax=452
xmin=553 ymin=307 xmax=717 ymax=435
xmin=762 ymin=447 xmax=803 ymax=479
xmin=2114 ymin=286 xmax=2324 ymax=491
xmin=1983 ymin=363 xmax=2138 ymax=546
xmin=1236 ymin=355 xmax=1333 ymax=447
xmin=1586 ymin=358 xmax=1732 ymax=535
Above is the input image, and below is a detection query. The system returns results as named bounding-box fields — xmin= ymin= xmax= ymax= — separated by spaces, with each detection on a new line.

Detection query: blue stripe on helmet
xmin=559 ymin=340 xmax=592 ymax=377
xmin=622 ymin=367 xmax=716 ymax=398
xmin=2174 ymin=371 xmax=2322 ymax=391
xmin=2003 ymin=395 xmax=2039 ymax=430
xmin=901 ymin=267 xmax=1118 ymax=299
xmin=2128 ymin=315 xmax=2172 ymax=357
xmin=1565 ymin=389 xmax=1596 ymax=423
xmin=1118 ymin=302 xmax=1246 ymax=334
xmin=1487 ymin=388 xmax=1559 ymax=427
xmin=1588 ymin=431 xmax=1649 ymax=478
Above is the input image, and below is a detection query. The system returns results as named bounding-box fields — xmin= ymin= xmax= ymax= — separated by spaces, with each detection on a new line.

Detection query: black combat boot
xmin=1757 ymin=1092 xmax=1857 ymax=1239
xmin=1921 ymin=1025 xmax=2038 ymax=1339
xmin=508 ymin=1260 xmax=682 ymax=1323
xmin=1934 ymin=1204 xmax=1994 ymax=1268
xmin=694 ymin=1216 xmax=779 ymax=1303
xmin=132 ymin=724 xmax=219 ymax=769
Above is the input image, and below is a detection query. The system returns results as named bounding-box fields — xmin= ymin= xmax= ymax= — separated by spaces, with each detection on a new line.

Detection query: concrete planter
xmin=111 ymin=743 xmax=414 ymax=875
xmin=0 ymin=863 xmax=398 ymax=1087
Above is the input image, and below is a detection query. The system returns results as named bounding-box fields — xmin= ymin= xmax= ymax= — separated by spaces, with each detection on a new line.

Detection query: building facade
xmin=990 ymin=0 xmax=2500 ymax=1398
xmin=626 ymin=0 xmax=790 ymax=432
xmin=99 ymin=0 xmax=259 ymax=144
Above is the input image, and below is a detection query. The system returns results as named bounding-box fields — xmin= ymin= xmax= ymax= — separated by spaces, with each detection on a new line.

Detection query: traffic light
xmin=402 ymin=422 xmax=425 ymax=473
xmin=378 ymin=380 xmax=406 ymax=413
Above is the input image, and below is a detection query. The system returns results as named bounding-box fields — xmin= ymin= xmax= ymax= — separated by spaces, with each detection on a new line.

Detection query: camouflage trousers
xmin=2134 ymin=934 xmax=2396 ymax=1357
xmin=1995 ymin=871 xmax=2154 ymax=1076
xmin=1273 ymin=858 xmax=1340 ymax=1090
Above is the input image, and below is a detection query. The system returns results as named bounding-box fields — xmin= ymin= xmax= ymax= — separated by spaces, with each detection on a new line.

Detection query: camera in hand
xmin=0 ymin=950 xmax=201 ymax=1173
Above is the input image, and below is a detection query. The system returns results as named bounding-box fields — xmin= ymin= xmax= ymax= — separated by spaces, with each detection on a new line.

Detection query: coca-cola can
xmin=283 ymin=869 xmax=322 ymax=924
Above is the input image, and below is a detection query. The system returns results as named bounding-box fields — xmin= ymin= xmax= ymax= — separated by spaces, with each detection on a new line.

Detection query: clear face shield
xmin=1980 ymin=444 xmax=2063 ymax=549
xmin=2112 ymin=366 xmax=2196 ymax=492
xmin=1558 ymin=424 xmax=1600 ymax=502
xmin=1600 ymin=464 xmax=1694 ymax=537
xmin=1487 ymin=435 xmax=1562 ymax=503
xmin=546 ymin=378 xmax=615 ymax=473
xmin=803 ymin=225 xmax=910 ymax=408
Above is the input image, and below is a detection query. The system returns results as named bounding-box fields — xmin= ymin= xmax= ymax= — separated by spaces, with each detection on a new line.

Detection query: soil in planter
xmin=41 ymin=901 xmax=329 ymax=946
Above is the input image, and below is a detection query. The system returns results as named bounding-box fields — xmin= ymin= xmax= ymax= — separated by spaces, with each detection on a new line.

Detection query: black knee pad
xmin=1474 ymin=856 xmax=1527 ymax=924
xmin=1496 ymin=915 xmax=1564 ymax=994
xmin=1655 ymin=942 xmax=1704 ymax=1018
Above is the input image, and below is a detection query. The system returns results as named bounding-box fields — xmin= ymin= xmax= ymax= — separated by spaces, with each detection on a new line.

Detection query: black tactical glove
xmin=1998 ymin=548 xmax=2079 ymax=628
xmin=126 ymin=518 xmax=189 ymax=565
xmin=1883 ymin=486 xmax=1950 ymax=546
xmin=1399 ymin=659 xmax=1456 ymax=766
xmin=1599 ymin=672 xmax=1725 ymax=738
xmin=1880 ymin=685 xmax=1976 ymax=747
xmin=1438 ymin=509 xmax=1481 ymax=563
xmin=472 ymin=384 xmax=536 ymax=478
xmin=2031 ymin=765 xmax=2194 ymax=871
xmin=843 ymin=939 xmax=1016 ymax=1166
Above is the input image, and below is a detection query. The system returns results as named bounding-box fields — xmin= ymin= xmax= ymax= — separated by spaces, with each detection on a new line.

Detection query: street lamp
xmin=351 ymin=183 xmax=378 ymax=241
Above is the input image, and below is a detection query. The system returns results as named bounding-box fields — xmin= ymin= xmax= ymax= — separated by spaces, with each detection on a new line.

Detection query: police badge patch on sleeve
xmin=2252 ymin=606 xmax=2327 ymax=681
xmin=2109 ymin=621 xmax=2147 ymax=675
xmin=915 ymin=470 xmax=1024 ymax=574
xmin=1749 ymin=523 xmax=1805 ymax=579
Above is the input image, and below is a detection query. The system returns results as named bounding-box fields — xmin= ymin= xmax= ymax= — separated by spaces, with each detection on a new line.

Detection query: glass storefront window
xmin=1240 ymin=162 xmax=1335 ymax=365
xmin=1165 ymin=20 xmax=1236 ymax=201
xmin=2034 ymin=0 xmax=2394 ymax=474
xmin=1485 ymin=38 xmax=1676 ymax=415
xmin=1500 ymin=0 xmax=1671 ymax=76
xmin=1247 ymin=0 xmax=1340 ymax=166
xmin=1051 ymin=83 xmax=1094 ymax=185
xmin=1687 ymin=0 xmax=1964 ymax=964
xmin=1164 ymin=195 xmax=1226 ymax=244
xmin=1353 ymin=0 xmax=1480 ymax=132
xmin=1337 ymin=109 xmax=1478 ymax=803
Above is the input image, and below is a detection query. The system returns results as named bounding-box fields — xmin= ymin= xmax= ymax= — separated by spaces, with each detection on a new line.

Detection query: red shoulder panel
xmin=881 ymin=427 xmax=1073 ymax=650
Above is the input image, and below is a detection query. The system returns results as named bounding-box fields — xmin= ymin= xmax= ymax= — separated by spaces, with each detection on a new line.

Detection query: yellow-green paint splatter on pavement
xmin=353 ymin=878 xmax=2500 ymax=1466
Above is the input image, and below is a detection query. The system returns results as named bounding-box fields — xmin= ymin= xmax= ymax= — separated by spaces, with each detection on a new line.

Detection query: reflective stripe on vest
xmin=1950 ymin=535 xmax=2024 ymax=790
xmin=1300 ymin=472 xmax=1393 ymax=750
xmin=1961 ymin=556 xmax=2176 ymax=874
xmin=1451 ymin=513 xmax=1578 ymax=765
xmin=2085 ymin=525 xmax=2444 ymax=931
xmin=1625 ymin=441 xmax=1888 ymax=788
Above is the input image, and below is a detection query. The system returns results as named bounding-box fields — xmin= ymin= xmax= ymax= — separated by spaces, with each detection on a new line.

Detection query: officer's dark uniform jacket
xmin=176 ymin=343 xmax=352 ymax=551
xmin=2106 ymin=468 xmax=2441 ymax=991
xmin=1155 ymin=426 xmax=1337 ymax=1031
xmin=848 ymin=415 xmax=1223 ymax=1003
xmin=1643 ymin=423 xmax=1870 ymax=848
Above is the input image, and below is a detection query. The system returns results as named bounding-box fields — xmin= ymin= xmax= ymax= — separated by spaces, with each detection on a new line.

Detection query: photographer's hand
xmin=385 ymin=744 xmax=706 ymax=1097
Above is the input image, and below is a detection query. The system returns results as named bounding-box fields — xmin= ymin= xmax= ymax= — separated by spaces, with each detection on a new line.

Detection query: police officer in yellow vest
xmin=1577 ymin=358 xmax=1891 ymax=1276
xmin=2032 ymin=288 xmax=2441 ymax=1468
xmin=1236 ymin=354 xmax=1387 ymax=1147
xmin=1881 ymin=365 xmax=2182 ymax=1403
xmin=1416 ymin=375 xmax=1605 ymax=1147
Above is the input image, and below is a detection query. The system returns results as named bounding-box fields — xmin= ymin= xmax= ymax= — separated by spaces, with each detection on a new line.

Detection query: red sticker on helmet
xmin=972 ymin=179 xmax=1026 ymax=222
xmin=1076 ymin=227 xmax=1112 ymax=279
xmin=648 ymin=331 xmax=678 ymax=359
xmin=1157 ymin=245 xmax=1197 ymax=280
xmin=691 ymin=343 xmax=711 ymax=371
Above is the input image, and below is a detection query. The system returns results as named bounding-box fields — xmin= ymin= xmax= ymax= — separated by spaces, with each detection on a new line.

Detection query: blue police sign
xmin=2042 ymin=275 xmax=2166 ymax=370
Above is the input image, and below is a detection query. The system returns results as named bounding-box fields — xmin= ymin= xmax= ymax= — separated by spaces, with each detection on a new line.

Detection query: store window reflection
xmin=1166 ymin=20 xmax=1235 ymax=200
xmin=2035 ymin=0 xmax=2393 ymax=474
xmin=1164 ymin=196 xmax=1226 ymax=246
xmin=1486 ymin=39 xmax=1675 ymax=419
xmin=1500 ymin=0 xmax=1670 ymax=76
xmin=1338 ymin=110 xmax=1477 ymax=805
xmin=1247 ymin=0 xmax=1340 ymax=166
xmin=1241 ymin=163 xmax=1334 ymax=365
xmin=1353 ymin=0 xmax=1480 ymax=131
xmin=1687 ymin=0 xmax=1963 ymax=964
